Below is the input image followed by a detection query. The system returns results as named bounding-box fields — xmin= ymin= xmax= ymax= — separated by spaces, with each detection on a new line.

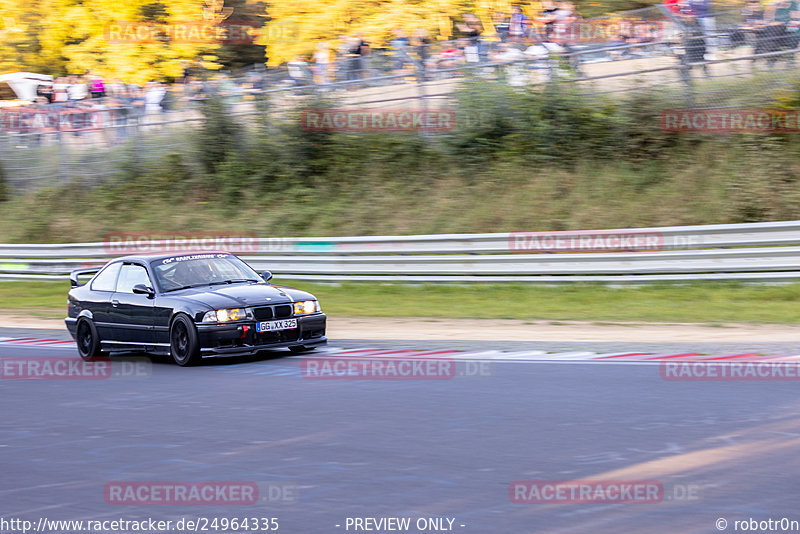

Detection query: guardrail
xmin=4 ymin=220 xmax=800 ymax=283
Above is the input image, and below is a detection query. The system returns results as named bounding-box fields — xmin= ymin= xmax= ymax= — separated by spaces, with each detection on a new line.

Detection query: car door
xmin=109 ymin=262 xmax=155 ymax=347
xmin=87 ymin=261 xmax=122 ymax=341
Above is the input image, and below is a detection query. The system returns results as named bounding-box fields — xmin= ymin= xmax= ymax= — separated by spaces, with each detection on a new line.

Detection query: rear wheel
xmin=76 ymin=318 xmax=106 ymax=361
xmin=170 ymin=315 xmax=200 ymax=366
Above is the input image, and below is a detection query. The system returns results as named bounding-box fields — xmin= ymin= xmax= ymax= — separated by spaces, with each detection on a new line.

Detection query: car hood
xmin=165 ymin=283 xmax=295 ymax=309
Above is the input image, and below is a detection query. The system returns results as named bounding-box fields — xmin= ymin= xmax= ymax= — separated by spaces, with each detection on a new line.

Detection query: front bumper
xmin=195 ymin=313 xmax=327 ymax=356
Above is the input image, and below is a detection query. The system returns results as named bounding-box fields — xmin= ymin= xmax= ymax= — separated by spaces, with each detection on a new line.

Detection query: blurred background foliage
xmin=0 ymin=0 xmax=748 ymax=76
xmin=2 ymin=79 xmax=800 ymax=242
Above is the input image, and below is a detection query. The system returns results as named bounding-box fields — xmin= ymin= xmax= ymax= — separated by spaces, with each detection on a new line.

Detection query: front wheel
xmin=170 ymin=315 xmax=201 ymax=366
xmin=76 ymin=318 xmax=107 ymax=361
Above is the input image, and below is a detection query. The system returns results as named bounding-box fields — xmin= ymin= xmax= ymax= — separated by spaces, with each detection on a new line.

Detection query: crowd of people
xmin=31 ymin=73 xmax=174 ymax=118
xmin=11 ymin=0 xmax=800 ymax=110
xmin=285 ymin=5 xmax=585 ymax=87
xmin=24 ymin=69 xmax=273 ymax=117
xmin=664 ymin=0 xmax=800 ymax=69
xmin=730 ymin=0 xmax=800 ymax=62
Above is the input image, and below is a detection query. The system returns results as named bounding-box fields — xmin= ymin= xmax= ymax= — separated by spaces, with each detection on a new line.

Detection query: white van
xmin=0 ymin=72 xmax=54 ymax=108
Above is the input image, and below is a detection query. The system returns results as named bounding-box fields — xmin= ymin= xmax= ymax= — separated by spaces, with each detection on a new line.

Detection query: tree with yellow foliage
xmin=0 ymin=0 xmax=226 ymax=82
xmin=261 ymin=0 xmax=529 ymax=66
xmin=0 ymin=0 xmax=750 ymax=75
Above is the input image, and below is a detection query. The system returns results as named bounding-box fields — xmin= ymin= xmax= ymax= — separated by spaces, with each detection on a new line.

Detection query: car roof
xmin=110 ymin=252 xmax=236 ymax=263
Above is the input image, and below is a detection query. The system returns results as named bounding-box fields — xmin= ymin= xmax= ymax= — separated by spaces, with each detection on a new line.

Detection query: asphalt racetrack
xmin=1 ymin=327 xmax=799 ymax=534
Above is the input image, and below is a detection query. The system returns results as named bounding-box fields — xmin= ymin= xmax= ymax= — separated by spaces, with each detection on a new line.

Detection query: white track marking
xmin=539 ymin=351 xmax=601 ymax=360
xmin=0 ymin=337 xmax=781 ymax=364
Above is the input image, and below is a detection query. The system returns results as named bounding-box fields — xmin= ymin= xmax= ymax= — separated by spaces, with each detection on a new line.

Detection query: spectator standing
xmin=36 ymin=84 xmax=53 ymax=104
xmin=689 ymin=0 xmax=717 ymax=59
xmin=743 ymin=0 xmax=765 ymax=24
xmin=456 ymin=13 xmax=486 ymax=62
xmin=247 ymin=70 xmax=265 ymax=92
xmin=730 ymin=0 xmax=764 ymax=47
xmin=128 ymin=84 xmax=146 ymax=120
xmin=412 ymin=28 xmax=431 ymax=76
xmin=348 ymin=32 xmax=370 ymax=82
xmin=554 ymin=2 xmax=577 ymax=23
xmin=336 ymin=34 xmax=351 ymax=81
xmin=52 ymin=77 xmax=69 ymax=103
xmin=494 ymin=11 xmax=510 ymax=42
xmin=390 ymin=28 xmax=411 ymax=72
xmin=144 ymin=81 xmax=166 ymax=115
xmin=677 ymin=2 xmax=710 ymax=74
xmin=287 ymin=55 xmax=311 ymax=91
xmin=214 ymin=73 xmax=237 ymax=107
xmin=770 ymin=0 xmax=800 ymax=25
xmin=491 ymin=42 xmax=526 ymax=85
xmin=509 ymin=5 xmax=531 ymax=42
xmin=67 ymin=75 xmax=88 ymax=101
xmin=767 ymin=0 xmax=800 ymax=61
xmin=536 ymin=0 xmax=560 ymax=40
xmin=313 ymin=42 xmax=333 ymax=84
xmin=89 ymin=75 xmax=105 ymax=99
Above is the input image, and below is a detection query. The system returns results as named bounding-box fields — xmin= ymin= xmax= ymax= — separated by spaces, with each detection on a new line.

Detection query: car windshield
xmin=151 ymin=254 xmax=262 ymax=292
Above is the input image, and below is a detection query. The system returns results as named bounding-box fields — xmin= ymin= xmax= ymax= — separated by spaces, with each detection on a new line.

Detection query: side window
xmin=116 ymin=264 xmax=152 ymax=293
xmin=90 ymin=262 xmax=122 ymax=292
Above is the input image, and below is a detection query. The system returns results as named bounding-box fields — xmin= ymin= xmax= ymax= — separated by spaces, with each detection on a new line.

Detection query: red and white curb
xmin=0 ymin=338 xmax=793 ymax=363
xmin=309 ymin=348 xmax=794 ymax=363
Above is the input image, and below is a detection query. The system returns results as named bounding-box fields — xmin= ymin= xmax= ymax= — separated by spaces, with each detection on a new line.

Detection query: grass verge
xmin=2 ymin=280 xmax=799 ymax=324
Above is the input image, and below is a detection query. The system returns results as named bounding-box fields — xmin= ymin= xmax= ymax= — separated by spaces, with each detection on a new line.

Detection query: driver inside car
xmin=172 ymin=260 xmax=214 ymax=286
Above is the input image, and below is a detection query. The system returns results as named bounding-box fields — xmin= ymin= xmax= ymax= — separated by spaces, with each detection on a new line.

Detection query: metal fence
xmin=5 ymin=221 xmax=800 ymax=283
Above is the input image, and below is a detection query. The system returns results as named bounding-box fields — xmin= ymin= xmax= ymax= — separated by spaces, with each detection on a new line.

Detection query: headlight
xmin=201 ymin=308 xmax=252 ymax=323
xmin=293 ymin=300 xmax=320 ymax=315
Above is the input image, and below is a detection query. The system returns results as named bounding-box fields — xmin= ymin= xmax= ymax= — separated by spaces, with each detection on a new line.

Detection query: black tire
xmin=76 ymin=318 xmax=107 ymax=361
xmin=170 ymin=314 xmax=201 ymax=366
xmin=289 ymin=345 xmax=316 ymax=354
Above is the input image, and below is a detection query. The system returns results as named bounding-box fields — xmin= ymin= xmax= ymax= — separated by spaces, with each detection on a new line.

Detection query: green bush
xmin=8 ymin=76 xmax=800 ymax=241
xmin=0 ymin=162 xmax=7 ymax=202
xmin=196 ymin=96 xmax=239 ymax=174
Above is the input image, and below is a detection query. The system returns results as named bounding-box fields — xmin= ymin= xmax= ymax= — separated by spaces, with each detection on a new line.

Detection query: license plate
xmin=256 ymin=319 xmax=297 ymax=333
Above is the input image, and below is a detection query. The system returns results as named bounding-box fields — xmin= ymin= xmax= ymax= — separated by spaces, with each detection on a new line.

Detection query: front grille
xmin=253 ymin=307 xmax=273 ymax=321
xmin=274 ymin=305 xmax=292 ymax=318
xmin=253 ymin=304 xmax=293 ymax=321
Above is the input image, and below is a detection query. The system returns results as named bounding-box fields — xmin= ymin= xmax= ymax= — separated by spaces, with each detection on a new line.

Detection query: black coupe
xmin=65 ymin=252 xmax=327 ymax=366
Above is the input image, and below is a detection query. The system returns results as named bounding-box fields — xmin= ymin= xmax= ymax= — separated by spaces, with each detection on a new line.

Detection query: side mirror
xmin=132 ymin=284 xmax=155 ymax=298
xmin=261 ymin=270 xmax=273 ymax=282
